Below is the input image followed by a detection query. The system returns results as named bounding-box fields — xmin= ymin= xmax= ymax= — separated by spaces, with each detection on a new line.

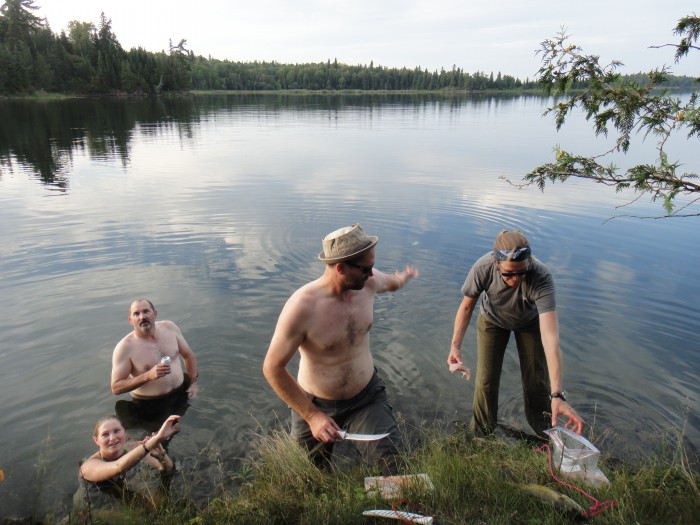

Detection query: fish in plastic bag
xmin=544 ymin=426 xmax=610 ymax=487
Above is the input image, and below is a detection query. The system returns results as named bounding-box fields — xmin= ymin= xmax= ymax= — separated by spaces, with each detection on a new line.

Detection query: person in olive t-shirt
xmin=447 ymin=230 xmax=584 ymax=438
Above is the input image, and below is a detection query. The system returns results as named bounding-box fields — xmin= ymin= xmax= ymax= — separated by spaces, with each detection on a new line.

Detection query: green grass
xmin=0 ymin=91 xmax=80 ymax=100
xmin=53 ymin=425 xmax=699 ymax=524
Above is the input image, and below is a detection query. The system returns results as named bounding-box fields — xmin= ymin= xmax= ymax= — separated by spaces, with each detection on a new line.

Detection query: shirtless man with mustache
xmin=110 ymin=299 xmax=199 ymax=432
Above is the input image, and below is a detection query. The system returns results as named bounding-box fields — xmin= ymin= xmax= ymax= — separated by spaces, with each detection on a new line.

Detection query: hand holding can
xmin=159 ymin=355 xmax=172 ymax=375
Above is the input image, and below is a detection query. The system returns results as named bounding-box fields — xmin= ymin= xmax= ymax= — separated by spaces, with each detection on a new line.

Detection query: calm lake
xmin=0 ymin=93 xmax=698 ymax=518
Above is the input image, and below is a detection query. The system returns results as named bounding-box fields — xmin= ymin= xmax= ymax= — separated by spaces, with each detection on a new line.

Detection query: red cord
xmin=391 ymin=499 xmax=424 ymax=524
xmin=535 ymin=443 xmax=618 ymax=518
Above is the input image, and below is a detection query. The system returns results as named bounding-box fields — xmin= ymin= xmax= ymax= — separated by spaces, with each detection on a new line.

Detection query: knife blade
xmin=337 ymin=430 xmax=390 ymax=441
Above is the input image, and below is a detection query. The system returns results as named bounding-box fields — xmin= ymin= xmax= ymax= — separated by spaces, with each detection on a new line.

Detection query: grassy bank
xmin=48 ymin=424 xmax=698 ymax=525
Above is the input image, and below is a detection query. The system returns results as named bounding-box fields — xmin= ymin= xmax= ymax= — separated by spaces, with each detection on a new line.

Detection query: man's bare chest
xmin=306 ymin=299 xmax=374 ymax=352
xmin=130 ymin=334 xmax=178 ymax=370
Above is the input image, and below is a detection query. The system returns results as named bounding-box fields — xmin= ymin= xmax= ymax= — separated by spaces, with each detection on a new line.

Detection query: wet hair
xmin=493 ymin=230 xmax=531 ymax=261
xmin=92 ymin=415 xmax=126 ymax=438
xmin=128 ymin=298 xmax=155 ymax=316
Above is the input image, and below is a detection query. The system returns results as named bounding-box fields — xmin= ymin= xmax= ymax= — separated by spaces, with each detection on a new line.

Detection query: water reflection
xmin=0 ymin=97 xmax=201 ymax=187
xmin=0 ymin=93 xmax=697 ymax=520
xmin=0 ymin=93 xmax=548 ymax=189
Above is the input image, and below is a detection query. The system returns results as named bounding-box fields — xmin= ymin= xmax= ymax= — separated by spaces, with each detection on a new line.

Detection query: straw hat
xmin=318 ymin=224 xmax=379 ymax=264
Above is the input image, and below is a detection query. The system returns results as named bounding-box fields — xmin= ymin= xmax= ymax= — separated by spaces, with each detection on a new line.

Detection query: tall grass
xmin=43 ymin=423 xmax=700 ymax=524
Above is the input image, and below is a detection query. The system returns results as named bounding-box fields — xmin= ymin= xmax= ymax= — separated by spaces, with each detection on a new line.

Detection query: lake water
xmin=0 ymin=93 xmax=698 ymax=518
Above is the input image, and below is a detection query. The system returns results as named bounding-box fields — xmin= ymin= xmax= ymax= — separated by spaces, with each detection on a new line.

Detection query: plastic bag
xmin=544 ymin=426 xmax=609 ymax=487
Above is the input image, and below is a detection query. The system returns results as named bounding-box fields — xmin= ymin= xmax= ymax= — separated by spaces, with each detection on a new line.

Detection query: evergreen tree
xmin=528 ymin=13 xmax=700 ymax=217
xmin=92 ymin=12 xmax=124 ymax=92
xmin=0 ymin=0 xmax=44 ymax=50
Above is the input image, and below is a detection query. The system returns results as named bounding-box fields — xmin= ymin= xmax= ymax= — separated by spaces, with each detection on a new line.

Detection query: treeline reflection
xmin=0 ymin=93 xmax=533 ymax=189
xmin=0 ymin=96 xmax=200 ymax=189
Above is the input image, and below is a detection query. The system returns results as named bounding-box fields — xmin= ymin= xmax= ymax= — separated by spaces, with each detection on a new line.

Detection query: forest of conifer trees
xmin=1 ymin=0 xmax=694 ymax=96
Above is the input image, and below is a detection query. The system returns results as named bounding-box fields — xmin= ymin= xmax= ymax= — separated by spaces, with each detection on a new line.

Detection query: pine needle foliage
xmin=526 ymin=13 xmax=700 ymax=218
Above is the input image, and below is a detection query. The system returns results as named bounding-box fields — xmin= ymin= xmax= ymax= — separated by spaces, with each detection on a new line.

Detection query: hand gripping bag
xmin=544 ymin=426 xmax=610 ymax=487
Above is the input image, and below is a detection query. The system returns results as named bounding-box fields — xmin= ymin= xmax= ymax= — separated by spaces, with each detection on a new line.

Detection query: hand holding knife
xmin=337 ymin=430 xmax=390 ymax=441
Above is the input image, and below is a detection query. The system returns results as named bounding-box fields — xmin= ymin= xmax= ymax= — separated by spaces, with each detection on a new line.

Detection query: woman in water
xmin=75 ymin=414 xmax=180 ymax=512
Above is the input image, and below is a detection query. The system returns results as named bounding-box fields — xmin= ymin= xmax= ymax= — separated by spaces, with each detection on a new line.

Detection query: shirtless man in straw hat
xmin=264 ymin=224 xmax=418 ymax=470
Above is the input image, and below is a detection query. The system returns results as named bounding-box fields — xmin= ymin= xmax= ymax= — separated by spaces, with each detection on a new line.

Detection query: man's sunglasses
xmin=344 ymin=261 xmax=374 ymax=274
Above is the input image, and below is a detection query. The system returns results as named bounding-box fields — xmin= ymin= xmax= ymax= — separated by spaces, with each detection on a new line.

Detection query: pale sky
xmin=36 ymin=0 xmax=698 ymax=80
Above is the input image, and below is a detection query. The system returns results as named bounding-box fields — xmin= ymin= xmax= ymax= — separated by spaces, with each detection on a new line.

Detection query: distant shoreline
xmin=1 ymin=87 xmax=548 ymax=100
xmin=4 ymin=86 xmax=693 ymax=100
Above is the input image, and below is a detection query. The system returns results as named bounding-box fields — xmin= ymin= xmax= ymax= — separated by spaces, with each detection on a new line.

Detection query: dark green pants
xmin=291 ymin=371 xmax=400 ymax=472
xmin=471 ymin=313 xmax=551 ymax=437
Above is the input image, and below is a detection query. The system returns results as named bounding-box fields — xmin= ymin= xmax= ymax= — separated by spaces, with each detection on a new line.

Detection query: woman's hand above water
xmin=147 ymin=414 xmax=179 ymax=440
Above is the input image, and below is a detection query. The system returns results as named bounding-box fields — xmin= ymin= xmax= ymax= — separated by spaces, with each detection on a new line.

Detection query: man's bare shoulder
xmin=291 ymin=277 xmax=329 ymax=300
xmin=365 ymin=269 xmax=400 ymax=294
xmin=364 ymin=273 xmax=383 ymax=292
xmin=156 ymin=320 xmax=180 ymax=333
xmin=113 ymin=331 xmax=138 ymax=355
xmin=277 ymin=279 xmax=332 ymax=328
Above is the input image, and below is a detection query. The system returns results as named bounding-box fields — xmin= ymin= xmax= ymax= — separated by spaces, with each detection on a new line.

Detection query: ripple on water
xmin=1 ymin=96 xmax=698 ymax=517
